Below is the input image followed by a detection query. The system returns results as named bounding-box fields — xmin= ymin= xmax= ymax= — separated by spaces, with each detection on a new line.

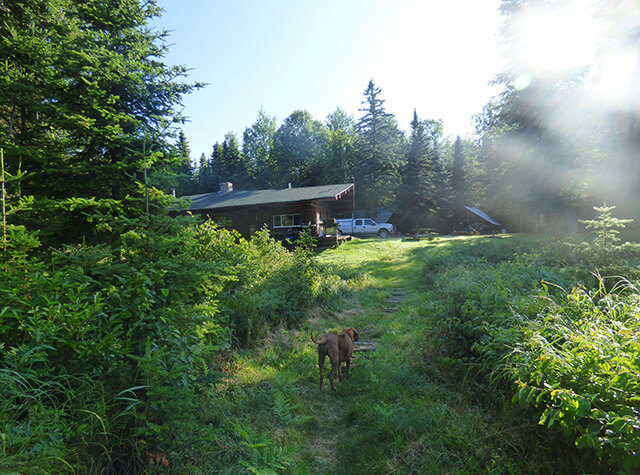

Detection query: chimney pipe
xmin=219 ymin=182 xmax=233 ymax=193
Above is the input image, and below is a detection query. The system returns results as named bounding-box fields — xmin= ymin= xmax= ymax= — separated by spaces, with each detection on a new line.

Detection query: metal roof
xmin=464 ymin=206 xmax=501 ymax=226
xmin=176 ymin=183 xmax=354 ymax=210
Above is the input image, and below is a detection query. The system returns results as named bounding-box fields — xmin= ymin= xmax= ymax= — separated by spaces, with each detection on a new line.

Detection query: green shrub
xmin=0 ymin=214 xmax=341 ymax=471
xmin=505 ymin=278 xmax=640 ymax=470
xmin=212 ymin=226 xmax=338 ymax=345
xmin=424 ymin=257 xmax=563 ymax=366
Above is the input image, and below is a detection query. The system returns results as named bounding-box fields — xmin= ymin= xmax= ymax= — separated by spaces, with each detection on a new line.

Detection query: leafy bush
xmin=0 ymin=213 xmax=341 ymax=471
xmin=505 ymin=278 xmax=640 ymax=471
xmin=424 ymin=257 xmax=563 ymax=366
xmin=209 ymin=226 xmax=334 ymax=345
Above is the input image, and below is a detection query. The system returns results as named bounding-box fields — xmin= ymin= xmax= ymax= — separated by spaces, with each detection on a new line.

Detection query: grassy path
xmin=299 ymin=275 xmax=408 ymax=473
xmin=222 ymin=237 xmax=560 ymax=473
xmin=296 ymin=239 xmax=432 ymax=473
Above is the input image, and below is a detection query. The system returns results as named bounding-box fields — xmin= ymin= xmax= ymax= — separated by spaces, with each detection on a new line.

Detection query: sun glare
xmin=515 ymin=1 xmax=600 ymax=74
xmin=588 ymin=52 xmax=636 ymax=102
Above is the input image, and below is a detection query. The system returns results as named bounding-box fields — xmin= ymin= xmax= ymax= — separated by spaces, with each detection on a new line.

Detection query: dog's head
xmin=344 ymin=327 xmax=359 ymax=342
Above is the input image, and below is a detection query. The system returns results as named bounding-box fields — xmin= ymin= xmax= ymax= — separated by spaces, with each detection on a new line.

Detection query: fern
xmin=272 ymin=391 xmax=307 ymax=427
xmin=239 ymin=426 xmax=294 ymax=474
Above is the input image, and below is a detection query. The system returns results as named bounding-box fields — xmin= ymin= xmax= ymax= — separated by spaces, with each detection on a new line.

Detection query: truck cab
xmin=336 ymin=218 xmax=394 ymax=238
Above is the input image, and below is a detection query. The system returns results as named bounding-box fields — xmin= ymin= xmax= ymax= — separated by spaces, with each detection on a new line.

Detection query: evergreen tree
xmin=480 ymin=0 xmax=631 ymax=230
xmin=210 ymin=133 xmax=251 ymax=189
xmin=173 ymin=130 xmax=195 ymax=195
xmin=450 ymin=136 xmax=468 ymax=213
xmin=472 ymin=99 xmax=512 ymax=214
xmin=355 ymin=80 xmax=404 ymax=209
xmin=0 ymin=0 xmax=197 ymax=243
xmin=397 ymin=110 xmax=436 ymax=232
xmin=195 ymin=152 xmax=215 ymax=193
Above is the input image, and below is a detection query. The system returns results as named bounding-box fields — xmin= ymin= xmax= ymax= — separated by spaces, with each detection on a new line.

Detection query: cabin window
xmin=273 ymin=214 xmax=301 ymax=228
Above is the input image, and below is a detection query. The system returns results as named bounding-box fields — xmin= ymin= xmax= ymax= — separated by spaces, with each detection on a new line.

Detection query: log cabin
xmin=172 ymin=182 xmax=355 ymax=239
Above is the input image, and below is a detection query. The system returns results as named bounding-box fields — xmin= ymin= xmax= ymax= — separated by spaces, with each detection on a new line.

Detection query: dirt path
xmin=300 ymin=277 xmax=408 ymax=473
xmin=302 ymin=391 xmax=348 ymax=472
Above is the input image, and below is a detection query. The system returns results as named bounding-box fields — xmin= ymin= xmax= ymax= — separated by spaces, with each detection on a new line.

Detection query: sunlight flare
xmin=588 ymin=51 xmax=637 ymax=104
xmin=514 ymin=1 xmax=600 ymax=74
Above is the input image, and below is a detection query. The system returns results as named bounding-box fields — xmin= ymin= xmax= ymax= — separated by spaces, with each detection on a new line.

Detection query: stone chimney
xmin=219 ymin=182 xmax=233 ymax=193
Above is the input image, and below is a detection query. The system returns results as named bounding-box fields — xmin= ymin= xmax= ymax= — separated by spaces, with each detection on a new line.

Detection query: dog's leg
xmin=318 ymin=352 xmax=325 ymax=390
xmin=345 ymin=358 xmax=351 ymax=380
xmin=330 ymin=363 xmax=337 ymax=390
xmin=329 ymin=355 xmax=338 ymax=390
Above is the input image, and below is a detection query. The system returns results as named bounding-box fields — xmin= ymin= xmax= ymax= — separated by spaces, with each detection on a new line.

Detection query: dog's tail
xmin=310 ymin=330 xmax=326 ymax=345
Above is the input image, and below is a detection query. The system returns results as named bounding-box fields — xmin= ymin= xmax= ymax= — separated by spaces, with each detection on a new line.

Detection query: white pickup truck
xmin=335 ymin=218 xmax=395 ymax=238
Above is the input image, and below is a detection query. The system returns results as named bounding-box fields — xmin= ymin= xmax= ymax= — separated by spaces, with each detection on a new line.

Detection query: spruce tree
xmin=355 ymin=80 xmax=404 ymax=209
xmin=195 ymin=153 xmax=215 ymax=193
xmin=397 ymin=110 xmax=440 ymax=232
xmin=0 ymin=0 xmax=198 ymax=243
xmin=211 ymin=133 xmax=251 ymax=189
xmin=173 ymin=130 xmax=195 ymax=195
xmin=450 ymin=136 xmax=468 ymax=213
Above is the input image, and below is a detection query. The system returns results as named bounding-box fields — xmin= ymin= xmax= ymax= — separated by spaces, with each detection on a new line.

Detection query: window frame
xmin=272 ymin=213 xmax=302 ymax=228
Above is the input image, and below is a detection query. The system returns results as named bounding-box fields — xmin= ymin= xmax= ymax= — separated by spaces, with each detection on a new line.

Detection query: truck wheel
xmin=378 ymin=229 xmax=389 ymax=238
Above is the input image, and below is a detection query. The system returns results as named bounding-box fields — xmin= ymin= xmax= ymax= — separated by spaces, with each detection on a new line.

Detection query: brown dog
xmin=310 ymin=327 xmax=359 ymax=390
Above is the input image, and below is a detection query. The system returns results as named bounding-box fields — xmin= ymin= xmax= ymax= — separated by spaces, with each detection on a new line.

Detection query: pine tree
xmin=450 ymin=136 xmax=468 ymax=213
xmin=355 ymin=80 xmax=404 ymax=209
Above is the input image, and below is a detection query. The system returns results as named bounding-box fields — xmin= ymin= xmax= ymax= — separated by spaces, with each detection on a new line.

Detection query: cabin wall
xmin=188 ymin=201 xmax=340 ymax=238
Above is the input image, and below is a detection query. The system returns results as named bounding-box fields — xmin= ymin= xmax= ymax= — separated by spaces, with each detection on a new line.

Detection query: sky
xmin=154 ymin=0 xmax=505 ymax=161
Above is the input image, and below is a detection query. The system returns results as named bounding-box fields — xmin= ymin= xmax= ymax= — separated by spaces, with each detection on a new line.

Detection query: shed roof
xmin=464 ymin=206 xmax=501 ymax=226
xmin=176 ymin=183 xmax=354 ymax=210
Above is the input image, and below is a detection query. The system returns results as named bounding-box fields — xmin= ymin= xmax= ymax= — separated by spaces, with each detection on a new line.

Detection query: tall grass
xmin=412 ymin=231 xmax=640 ymax=472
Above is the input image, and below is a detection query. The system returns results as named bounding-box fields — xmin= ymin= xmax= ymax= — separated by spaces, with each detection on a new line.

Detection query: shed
xmin=454 ymin=206 xmax=503 ymax=234
xmin=172 ymin=182 xmax=355 ymax=239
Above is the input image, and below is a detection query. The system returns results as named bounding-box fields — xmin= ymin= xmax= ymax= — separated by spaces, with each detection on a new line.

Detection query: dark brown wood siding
xmin=175 ymin=185 xmax=354 ymax=239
